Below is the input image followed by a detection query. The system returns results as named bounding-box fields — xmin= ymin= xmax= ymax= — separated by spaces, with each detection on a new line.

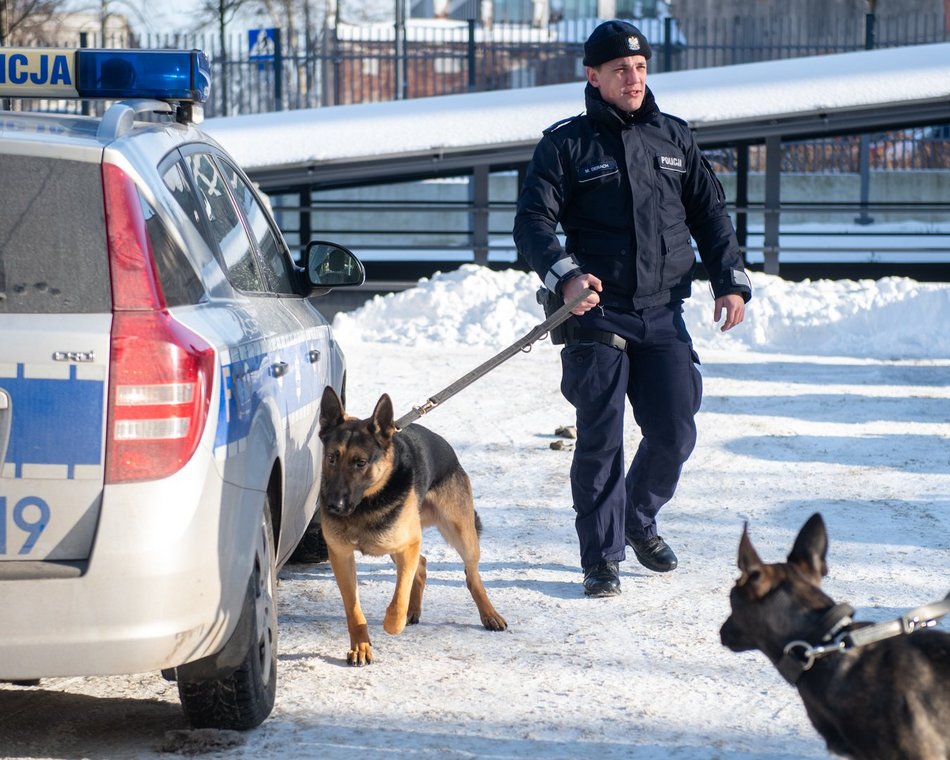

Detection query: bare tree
xmin=0 ymin=0 xmax=67 ymax=45
xmin=194 ymin=0 xmax=255 ymax=114
xmin=260 ymin=0 xmax=301 ymax=42
xmin=92 ymin=0 xmax=148 ymax=40
xmin=253 ymin=0 xmax=328 ymax=106
xmin=333 ymin=0 xmax=391 ymax=24
xmin=256 ymin=0 xmax=325 ymax=56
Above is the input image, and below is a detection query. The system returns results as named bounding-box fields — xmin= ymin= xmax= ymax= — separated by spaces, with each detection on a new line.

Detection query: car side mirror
xmin=305 ymin=241 xmax=365 ymax=289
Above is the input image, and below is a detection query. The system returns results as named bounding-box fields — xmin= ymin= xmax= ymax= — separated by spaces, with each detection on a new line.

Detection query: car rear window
xmin=0 ymin=155 xmax=111 ymax=314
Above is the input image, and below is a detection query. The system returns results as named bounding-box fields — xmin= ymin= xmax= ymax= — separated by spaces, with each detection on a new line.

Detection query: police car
xmin=0 ymin=48 xmax=363 ymax=729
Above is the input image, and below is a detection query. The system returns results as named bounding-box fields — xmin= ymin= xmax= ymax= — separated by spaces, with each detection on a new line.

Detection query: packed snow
xmin=2 ymin=267 xmax=947 ymax=759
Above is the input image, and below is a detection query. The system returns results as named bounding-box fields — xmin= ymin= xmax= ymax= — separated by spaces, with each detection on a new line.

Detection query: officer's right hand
xmin=563 ymin=273 xmax=602 ymax=315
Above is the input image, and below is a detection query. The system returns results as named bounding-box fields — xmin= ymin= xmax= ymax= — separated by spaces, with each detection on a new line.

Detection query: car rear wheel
xmin=178 ymin=499 xmax=278 ymax=730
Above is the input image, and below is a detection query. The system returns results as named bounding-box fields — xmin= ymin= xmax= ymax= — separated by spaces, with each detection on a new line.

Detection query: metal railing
xmin=703 ymin=133 xmax=950 ymax=175
xmin=265 ymin=176 xmax=950 ymax=283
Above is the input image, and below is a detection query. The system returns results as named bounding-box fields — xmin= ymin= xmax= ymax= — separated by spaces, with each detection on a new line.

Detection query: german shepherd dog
xmin=720 ymin=513 xmax=950 ymax=760
xmin=317 ymin=386 xmax=507 ymax=666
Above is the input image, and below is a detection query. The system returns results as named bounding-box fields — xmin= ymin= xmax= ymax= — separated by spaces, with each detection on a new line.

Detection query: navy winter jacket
xmin=514 ymin=84 xmax=752 ymax=310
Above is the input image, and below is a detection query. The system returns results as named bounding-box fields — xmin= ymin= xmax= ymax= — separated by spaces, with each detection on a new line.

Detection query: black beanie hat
xmin=583 ymin=20 xmax=652 ymax=67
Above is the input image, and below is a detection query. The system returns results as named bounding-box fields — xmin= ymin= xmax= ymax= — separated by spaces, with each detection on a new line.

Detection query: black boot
xmin=627 ymin=535 xmax=678 ymax=572
xmin=583 ymin=561 xmax=621 ymax=597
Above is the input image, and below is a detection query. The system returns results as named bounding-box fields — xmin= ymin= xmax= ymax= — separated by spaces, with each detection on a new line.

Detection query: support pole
xmin=472 ymin=164 xmax=490 ymax=266
xmin=763 ymin=135 xmax=781 ymax=275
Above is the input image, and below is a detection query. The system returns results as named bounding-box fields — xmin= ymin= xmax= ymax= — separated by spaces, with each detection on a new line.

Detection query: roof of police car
xmin=0 ymin=105 xmax=211 ymax=155
xmin=0 ymin=110 xmax=102 ymax=140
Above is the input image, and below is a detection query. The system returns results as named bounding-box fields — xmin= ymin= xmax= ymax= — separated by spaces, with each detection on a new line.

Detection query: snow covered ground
xmin=1 ymin=268 xmax=948 ymax=759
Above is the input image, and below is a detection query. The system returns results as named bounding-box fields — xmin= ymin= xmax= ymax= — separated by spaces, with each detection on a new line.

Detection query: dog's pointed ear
xmin=737 ymin=522 xmax=771 ymax=598
xmin=737 ymin=522 xmax=763 ymax=575
xmin=319 ymin=385 xmax=345 ymax=439
xmin=787 ymin=513 xmax=828 ymax=583
xmin=370 ymin=393 xmax=396 ymax=445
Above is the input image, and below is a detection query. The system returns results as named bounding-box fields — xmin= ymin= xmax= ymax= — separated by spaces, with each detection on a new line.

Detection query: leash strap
xmin=843 ymin=592 xmax=950 ymax=649
xmin=780 ymin=592 xmax=950 ymax=684
xmin=394 ymin=287 xmax=594 ymax=430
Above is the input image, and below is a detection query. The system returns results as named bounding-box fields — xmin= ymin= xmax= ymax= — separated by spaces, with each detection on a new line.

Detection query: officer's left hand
xmin=714 ymin=294 xmax=745 ymax=332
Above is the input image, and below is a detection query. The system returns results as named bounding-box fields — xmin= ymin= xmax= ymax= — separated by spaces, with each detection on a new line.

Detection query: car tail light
xmin=102 ymin=163 xmax=215 ymax=483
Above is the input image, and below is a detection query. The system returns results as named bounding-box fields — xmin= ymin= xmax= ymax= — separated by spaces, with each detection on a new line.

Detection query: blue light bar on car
xmin=0 ymin=48 xmax=211 ymax=103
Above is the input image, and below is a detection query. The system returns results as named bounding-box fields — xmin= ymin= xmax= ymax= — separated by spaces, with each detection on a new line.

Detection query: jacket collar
xmin=585 ymin=82 xmax=659 ymax=129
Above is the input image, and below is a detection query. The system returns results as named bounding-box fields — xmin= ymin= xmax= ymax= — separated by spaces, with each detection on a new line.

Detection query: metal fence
xmin=143 ymin=13 xmax=950 ymax=174
xmin=6 ymin=12 xmax=949 ymax=173
xmin=155 ymin=12 xmax=948 ymax=116
xmin=10 ymin=12 xmax=947 ymax=117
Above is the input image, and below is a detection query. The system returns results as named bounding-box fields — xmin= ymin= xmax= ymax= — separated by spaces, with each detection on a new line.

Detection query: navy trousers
xmin=559 ymin=302 xmax=702 ymax=570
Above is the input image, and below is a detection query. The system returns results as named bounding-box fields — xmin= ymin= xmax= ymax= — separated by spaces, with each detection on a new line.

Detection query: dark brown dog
xmin=317 ymin=386 xmax=507 ymax=666
xmin=720 ymin=513 xmax=950 ymax=760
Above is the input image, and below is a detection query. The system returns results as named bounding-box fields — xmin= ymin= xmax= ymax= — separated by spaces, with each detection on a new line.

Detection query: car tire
xmin=177 ymin=499 xmax=278 ymax=730
xmin=288 ymin=513 xmax=329 ymax=564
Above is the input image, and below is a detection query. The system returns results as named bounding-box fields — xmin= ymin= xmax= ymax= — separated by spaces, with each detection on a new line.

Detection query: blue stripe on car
xmin=214 ymin=336 xmax=324 ymax=450
xmin=0 ymin=364 xmax=104 ymax=479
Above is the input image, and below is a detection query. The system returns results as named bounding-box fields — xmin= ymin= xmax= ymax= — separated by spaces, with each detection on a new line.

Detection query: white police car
xmin=0 ymin=48 xmax=363 ymax=729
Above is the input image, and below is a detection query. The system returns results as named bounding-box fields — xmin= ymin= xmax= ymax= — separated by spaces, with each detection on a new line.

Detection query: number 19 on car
xmin=0 ymin=496 xmax=50 ymax=556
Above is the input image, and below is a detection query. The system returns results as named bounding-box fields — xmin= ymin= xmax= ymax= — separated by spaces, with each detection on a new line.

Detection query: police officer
xmin=514 ymin=20 xmax=752 ymax=597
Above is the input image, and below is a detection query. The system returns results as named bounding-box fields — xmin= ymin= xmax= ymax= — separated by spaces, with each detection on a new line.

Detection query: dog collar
xmin=779 ymin=593 xmax=950 ymax=685
xmin=778 ymin=603 xmax=855 ymax=684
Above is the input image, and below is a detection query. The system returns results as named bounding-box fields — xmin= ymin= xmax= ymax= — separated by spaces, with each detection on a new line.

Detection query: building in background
xmin=410 ymin=0 xmax=672 ymax=26
xmin=2 ymin=11 xmax=131 ymax=47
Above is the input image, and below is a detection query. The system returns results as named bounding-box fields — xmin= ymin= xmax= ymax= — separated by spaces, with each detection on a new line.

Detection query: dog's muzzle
xmin=321 ymin=496 xmax=355 ymax=517
xmin=320 ymin=481 xmax=366 ymax=517
xmin=719 ymin=617 xmax=753 ymax=652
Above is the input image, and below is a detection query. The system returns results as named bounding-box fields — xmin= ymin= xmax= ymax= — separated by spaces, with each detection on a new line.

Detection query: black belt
xmin=595 ymin=292 xmax=637 ymax=310
xmin=563 ymin=326 xmax=628 ymax=351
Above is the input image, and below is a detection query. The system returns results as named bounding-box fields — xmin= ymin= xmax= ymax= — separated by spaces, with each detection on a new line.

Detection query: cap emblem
xmin=627 ymin=35 xmax=641 ymax=51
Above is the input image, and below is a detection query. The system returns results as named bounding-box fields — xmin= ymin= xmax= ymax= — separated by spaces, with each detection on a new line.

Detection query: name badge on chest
xmin=578 ymin=157 xmax=619 ymax=182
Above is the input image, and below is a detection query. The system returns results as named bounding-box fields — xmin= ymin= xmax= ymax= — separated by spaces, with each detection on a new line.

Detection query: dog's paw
xmin=383 ymin=607 xmax=408 ymax=635
xmin=406 ymin=609 xmax=422 ymax=625
xmin=347 ymin=643 xmax=374 ymax=666
xmin=481 ymin=611 xmax=508 ymax=631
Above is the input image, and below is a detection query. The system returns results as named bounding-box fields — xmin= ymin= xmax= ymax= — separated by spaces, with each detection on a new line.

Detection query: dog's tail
xmin=474 ymin=511 xmax=483 ymax=536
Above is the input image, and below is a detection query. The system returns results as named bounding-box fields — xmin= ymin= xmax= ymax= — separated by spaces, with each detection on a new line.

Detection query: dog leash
xmin=779 ymin=592 xmax=950 ymax=684
xmin=394 ymin=287 xmax=593 ymax=430
xmin=842 ymin=592 xmax=950 ymax=648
